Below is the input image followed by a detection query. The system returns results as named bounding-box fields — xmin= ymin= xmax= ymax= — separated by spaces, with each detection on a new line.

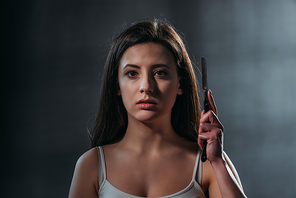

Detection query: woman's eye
xmin=154 ymin=70 xmax=167 ymax=76
xmin=126 ymin=71 xmax=138 ymax=77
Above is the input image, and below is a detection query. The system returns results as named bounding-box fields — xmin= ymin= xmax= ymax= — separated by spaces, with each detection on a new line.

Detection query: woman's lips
xmin=136 ymin=99 xmax=157 ymax=109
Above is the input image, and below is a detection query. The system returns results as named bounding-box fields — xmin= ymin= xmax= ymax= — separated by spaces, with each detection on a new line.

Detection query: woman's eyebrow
xmin=123 ymin=64 xmax=170 ymax=70
xmin=152 ymin=64 xmax=170 ymax=70
xmin=123 ymin=64 xmax=140 ymax=70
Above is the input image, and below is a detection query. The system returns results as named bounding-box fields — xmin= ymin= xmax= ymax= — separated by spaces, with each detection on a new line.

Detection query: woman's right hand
xmin=198 ymin=90 xmax=224 ymax=163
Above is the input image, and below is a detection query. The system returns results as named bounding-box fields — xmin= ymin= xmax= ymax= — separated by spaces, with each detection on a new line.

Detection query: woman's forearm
xmin=211 ymin=158 xmax=247 ymax=198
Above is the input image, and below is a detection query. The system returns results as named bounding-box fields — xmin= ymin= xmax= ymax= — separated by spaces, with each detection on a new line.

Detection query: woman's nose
xmin=139 ymin=75 xmax=154 ymax=93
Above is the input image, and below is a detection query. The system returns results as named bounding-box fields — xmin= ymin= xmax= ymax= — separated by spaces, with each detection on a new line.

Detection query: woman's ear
xmin=177 ymin=86 xmax=183 ymax=95
xmin=177 ymin=77 xmax=183 ymax=95
xmin=117 ymin=83 xmax=121 ymax=96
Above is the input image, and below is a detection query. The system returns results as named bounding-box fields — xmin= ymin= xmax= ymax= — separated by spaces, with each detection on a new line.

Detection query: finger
xmin=198 ymin=134 xmax=207 ymax=149
xmin=200 ymin=110 xmax=219 ymax=124
xmin=200 ymin=111 xmax=224 ymax=131
xmin=208 ymin=90 xmax=217 ymax=115
xmin=199 ymin=125 xmax=223 ymax=143
xmin=198 ymin=129 xmax=223 ymax=150
xmin=199 ymin=125 xmax=223 ymax=146
xmin=199 ymin=121 xmax=223 ymax=139
xmin=201 ymin=110 xmax=205 ymax=116
xmin=199 ymin=122 xmax=223 ymax=133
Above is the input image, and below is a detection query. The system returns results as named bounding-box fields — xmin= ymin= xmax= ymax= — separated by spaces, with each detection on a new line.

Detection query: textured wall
xmin=2 ymin=0 xmax=296 ymax=197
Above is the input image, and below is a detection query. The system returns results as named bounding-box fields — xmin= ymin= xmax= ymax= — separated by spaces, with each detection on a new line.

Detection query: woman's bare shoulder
xmin=68 ymin=147 xmax=99 ymax=198
xmin=73 ymin=147 xmax=99 ymax=182
xmin=76 ymin=147 xmax=99 ymax=168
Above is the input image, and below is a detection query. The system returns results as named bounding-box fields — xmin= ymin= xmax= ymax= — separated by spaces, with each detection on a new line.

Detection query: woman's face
xmin=118 ymin=42 xmax=183 ymax=123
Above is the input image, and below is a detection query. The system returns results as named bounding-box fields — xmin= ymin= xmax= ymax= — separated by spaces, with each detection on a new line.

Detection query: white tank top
xmin=97 ymin=146 xmax=206 ymax=198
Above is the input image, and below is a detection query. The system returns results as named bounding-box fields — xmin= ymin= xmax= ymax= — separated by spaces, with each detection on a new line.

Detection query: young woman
xmin=68 ymin=20 xmax=247 ymax=198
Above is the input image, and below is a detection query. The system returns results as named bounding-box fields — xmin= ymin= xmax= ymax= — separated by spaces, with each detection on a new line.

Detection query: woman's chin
xmin=128 ymin=111 xmax=163 ymax=123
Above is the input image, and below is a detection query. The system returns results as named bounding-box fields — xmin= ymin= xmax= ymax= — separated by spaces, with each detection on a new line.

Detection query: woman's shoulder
xmin=68 ymin=147 xmax=99 ymax=197
xmin=74 ymin=147 xmax=99 ymax=180
xmin=74 ymin=147 xmax=100 ymax=181
xmin=76 ymin=147 xmax=99 ymax=167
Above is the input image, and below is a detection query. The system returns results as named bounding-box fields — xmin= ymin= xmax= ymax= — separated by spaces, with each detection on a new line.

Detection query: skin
xmin=68 ymin=43 xmax=246 ymax=198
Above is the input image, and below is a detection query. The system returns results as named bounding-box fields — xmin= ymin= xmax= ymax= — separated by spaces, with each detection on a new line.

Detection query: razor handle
xmin=201 ymin=90 xmax=209 ymax=162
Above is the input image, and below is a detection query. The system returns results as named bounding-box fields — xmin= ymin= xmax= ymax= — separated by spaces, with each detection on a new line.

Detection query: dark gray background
xmin=2 ymin=0 xmax=296 ymax=197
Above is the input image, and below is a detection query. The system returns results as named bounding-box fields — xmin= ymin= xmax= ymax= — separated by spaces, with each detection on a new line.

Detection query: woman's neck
xmin=118 ymin=115 xmax=183 ymax=155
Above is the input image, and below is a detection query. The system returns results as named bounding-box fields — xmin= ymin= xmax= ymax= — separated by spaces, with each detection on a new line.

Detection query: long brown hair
xmin=91 ymin=20 xmax=200 ymax=147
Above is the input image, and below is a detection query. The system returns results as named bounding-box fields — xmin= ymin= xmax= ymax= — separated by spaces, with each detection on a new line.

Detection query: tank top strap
xmin=97 ymin=146 xmax=107 ymax=188
xmin=192 ymin=147 xmax=202 ymax=184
